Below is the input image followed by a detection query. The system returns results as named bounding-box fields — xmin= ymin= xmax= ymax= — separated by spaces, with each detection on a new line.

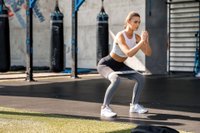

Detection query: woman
xmin=97 ymin=11 xmax=152 ymax=118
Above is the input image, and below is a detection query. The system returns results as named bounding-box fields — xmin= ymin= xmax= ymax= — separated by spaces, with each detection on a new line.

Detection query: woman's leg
xmin=121 ymin=72 xmax=145 ymax=104
xmin=97 ymin=64 xmax=121 ymax=106
xmin=97 ymin=64 xmax=120 ymax=117
xmin=103 ymin=73 xmax=121 ymax=106
xmin=121 ymin=72 xmax=147 ymax=113
xmin=119 ymin=64 xmax=145 ymax=104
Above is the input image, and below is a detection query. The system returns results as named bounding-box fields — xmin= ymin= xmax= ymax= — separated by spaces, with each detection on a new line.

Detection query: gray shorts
xmin=97 ymin=55 xmax=136 ymax=78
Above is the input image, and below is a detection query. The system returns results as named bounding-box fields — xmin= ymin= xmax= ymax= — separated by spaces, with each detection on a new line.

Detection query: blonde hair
xmin=124 ymin=11 xmax=140 ymax=29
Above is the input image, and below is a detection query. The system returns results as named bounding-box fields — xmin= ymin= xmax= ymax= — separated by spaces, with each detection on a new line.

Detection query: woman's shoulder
xmin=116 ymin=30 xmax=124 ymax=35
xmin=116 ymin=30 xmax=125 ymax=39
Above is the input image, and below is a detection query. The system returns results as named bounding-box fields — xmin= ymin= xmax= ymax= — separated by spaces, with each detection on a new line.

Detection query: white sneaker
xmin=195 ymin=72 xmax=200 ymax=78
xmin=129 ymin=103 xmax=148 ymax=114
xmin=101 ymin=105 xmax=117 ymax=118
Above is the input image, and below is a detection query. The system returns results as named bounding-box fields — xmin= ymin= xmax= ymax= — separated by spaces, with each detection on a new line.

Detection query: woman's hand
xmin=140 ymin=31 xmax=152 ymax=56
xmin=141 ymin=31 xmax=148 ymax=42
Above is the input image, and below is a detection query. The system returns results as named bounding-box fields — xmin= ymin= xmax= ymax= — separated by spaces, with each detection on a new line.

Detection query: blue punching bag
xmin=0 ymin=0 xmax=10 ymax=72
xmin=96 ymin=0 xmax=109 ymax=64
xmin=50 ymin=0 xmax=64 ymax=72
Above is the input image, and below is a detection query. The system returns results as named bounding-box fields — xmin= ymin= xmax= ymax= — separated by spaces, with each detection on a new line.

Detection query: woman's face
xmin=128 ymin=16 xmax=141 ymax=31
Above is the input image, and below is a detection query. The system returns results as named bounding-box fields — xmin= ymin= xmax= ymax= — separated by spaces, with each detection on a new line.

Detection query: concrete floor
xmin=0 ymin=73 xmax=200 ymax=132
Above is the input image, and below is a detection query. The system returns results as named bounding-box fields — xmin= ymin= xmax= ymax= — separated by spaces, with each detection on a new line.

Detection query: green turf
xmin=0 ymin=107 xmax=134 ymax=133
xmin=0 ymin=107 xmax=192 ymax=133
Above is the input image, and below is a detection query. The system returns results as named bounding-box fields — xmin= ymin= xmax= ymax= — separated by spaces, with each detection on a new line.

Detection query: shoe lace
xmin=136 ymin=104 xmax=145 ymax=110
xmin=105 ymin=106 xmax=112 ymax=111
xmin=103 ymin=106 xmax=115 ymax=113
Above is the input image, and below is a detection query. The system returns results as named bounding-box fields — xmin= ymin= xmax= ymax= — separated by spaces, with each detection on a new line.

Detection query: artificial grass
xmin=0 ymin=107 xmax=134 ymax=133
xmin=0 ymin=107 xmax=192 ymax=133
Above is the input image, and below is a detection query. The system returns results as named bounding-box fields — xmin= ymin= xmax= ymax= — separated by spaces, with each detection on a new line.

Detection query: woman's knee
xmin=137 ymin=74 xmax=145 ymax=84
xmin=109 ymin=74 xmax=121 ymax=83
xmin=131 ymin=73 xmax=145 ymax=84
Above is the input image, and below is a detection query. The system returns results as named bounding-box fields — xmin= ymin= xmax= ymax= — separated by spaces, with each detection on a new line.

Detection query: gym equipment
xmin=96 ymin=0 xmax=109 ymax=64
xmin=50 ymin=0 xmax=64 ymax=72
xmin=0 ymin=0 xmax=10 ymax=72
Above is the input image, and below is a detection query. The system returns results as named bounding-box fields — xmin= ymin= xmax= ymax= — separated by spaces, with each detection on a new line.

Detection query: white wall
xmin=7 ymin=0 xmax=146 ymax=70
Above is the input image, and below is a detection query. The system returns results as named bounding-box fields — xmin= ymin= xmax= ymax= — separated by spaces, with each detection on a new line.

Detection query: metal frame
xmin=25 ymin=0 xmax=36 ymax=81
xmin=71 ymin=0 xmax=78 ymax=78
xmin=71 ymin=0 xmax=85 ymax=78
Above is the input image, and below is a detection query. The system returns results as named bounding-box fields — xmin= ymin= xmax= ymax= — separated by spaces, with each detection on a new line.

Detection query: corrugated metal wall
xmin=168 ymin=0 xmax=200 ymax=72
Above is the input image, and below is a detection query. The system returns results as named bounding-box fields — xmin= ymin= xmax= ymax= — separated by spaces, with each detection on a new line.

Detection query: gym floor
xmin=0 ymin=73 xmax=199 ymax=132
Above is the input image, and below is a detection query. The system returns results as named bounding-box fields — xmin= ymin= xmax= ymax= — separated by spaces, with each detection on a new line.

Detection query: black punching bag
xmin=50 ymin=0 xmax=64 ymax=72
xmin=0 ymin=0 xmax=10 ymax=72
xmin=96 ymin=0 xmax=109 ymax=64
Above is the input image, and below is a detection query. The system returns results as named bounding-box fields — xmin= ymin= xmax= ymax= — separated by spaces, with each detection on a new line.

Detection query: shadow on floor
xmin=0 ymin=75 xmax=200 ymax=113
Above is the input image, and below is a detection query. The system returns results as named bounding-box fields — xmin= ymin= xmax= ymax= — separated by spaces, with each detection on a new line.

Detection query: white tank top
xmin=111 ymin=31 xmax=136 ymax=57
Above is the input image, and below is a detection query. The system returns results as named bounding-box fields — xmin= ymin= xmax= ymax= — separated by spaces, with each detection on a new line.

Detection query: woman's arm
xmin=136 ymin=32 xmax=152 ymax=56
xmin=116 ymin=32 xmax=145 ymax=57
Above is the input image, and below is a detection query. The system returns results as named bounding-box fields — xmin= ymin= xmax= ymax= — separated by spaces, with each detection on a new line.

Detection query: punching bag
xmin=0 ymin=0 xmax=10 ymax=72
xmin=50 ymin=0 xmax=64 ymax=72
xmin=96 ymin=0 xmax=109 ymax=64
